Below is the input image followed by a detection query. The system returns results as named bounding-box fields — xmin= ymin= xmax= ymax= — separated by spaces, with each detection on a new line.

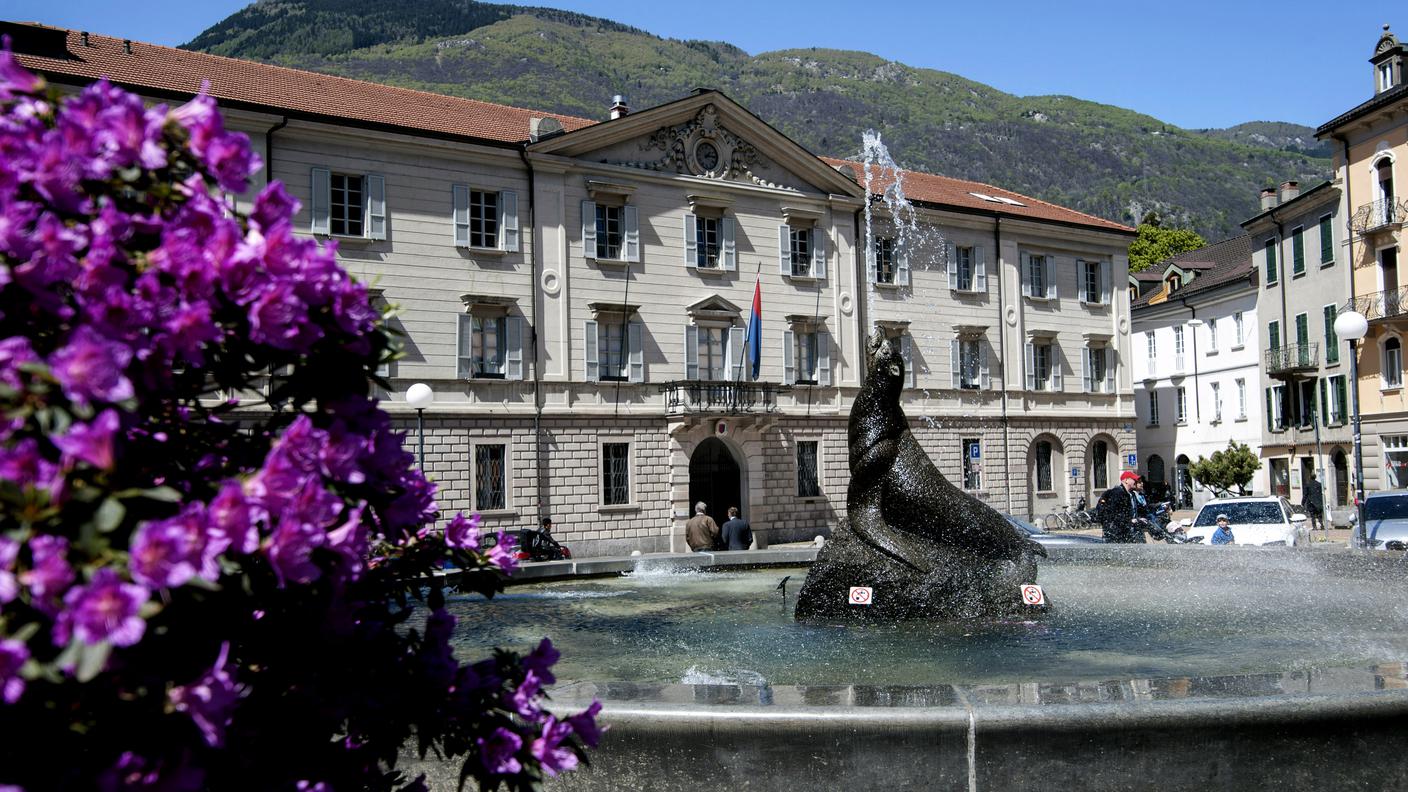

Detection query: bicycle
xmin=1046 ymin=503 xmax=1094 ymax=531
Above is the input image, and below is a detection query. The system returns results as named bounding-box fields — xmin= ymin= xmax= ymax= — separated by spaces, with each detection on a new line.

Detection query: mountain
xmin=184 ymin=0 xmax=1333 ymax=241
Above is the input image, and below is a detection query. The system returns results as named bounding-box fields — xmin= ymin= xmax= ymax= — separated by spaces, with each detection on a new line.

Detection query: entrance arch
xmin=1175 ymin=454 xmax=1193 ymax=509
xmin=1332 ymin=448 xmax=1349 ymax=507
xmin=689 ymin=437 xmax=742 ymax=527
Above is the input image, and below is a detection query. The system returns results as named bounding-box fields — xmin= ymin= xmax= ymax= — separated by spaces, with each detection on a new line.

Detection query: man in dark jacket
xmin=1302 ymin=472 xmax=1325 ymax=535
xmin=720 ymin=506 xmax=753 ymax=551
xmin=1097 ymin=470 xmax=1142 ymax=543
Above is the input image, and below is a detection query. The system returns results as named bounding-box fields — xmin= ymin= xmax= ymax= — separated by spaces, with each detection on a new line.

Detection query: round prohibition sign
xmin=1020 ymin=584 xmax=1046 ymax=606
xmin=848 ymin=586 xmax=873 ymax=605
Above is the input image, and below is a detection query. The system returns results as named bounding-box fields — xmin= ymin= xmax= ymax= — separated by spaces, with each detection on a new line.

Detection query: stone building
xmin=12 ymin=22 xmax=1137 ymax=555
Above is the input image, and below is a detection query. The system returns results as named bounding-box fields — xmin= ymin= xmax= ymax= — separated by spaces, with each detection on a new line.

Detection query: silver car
xmin=1360 ymin=490 xmax=1408 ymax=550
xmin=1006 ymin=514 xmax=1105 ymax=546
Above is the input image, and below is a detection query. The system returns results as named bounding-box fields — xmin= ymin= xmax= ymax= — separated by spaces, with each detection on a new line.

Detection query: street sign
xmin=1070 ymin=466 xmax=1081 ymax=478
xmin=1126 ymin=453 xmax=1138 ymax=467
xmin=969 ymin=444 xmax=981 ymax=460
xmin=848 ymin=587 xmax=873 ymax=606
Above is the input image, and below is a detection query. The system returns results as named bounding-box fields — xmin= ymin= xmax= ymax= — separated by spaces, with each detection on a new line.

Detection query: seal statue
xmin=795 ymin=334 xmax=1049 ymax=621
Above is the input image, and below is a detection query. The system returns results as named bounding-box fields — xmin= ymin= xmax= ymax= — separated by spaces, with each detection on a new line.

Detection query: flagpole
xmin=734 ymin=259 xmax=762 ymax=382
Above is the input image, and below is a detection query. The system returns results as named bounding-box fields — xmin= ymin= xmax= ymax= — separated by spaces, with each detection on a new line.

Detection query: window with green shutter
xmin=1319 ymin=215 xmax=1334 ymax=264
xmin=1324 ymin=304 xmax=1339 ymax=364
xmin=1268 ymin=320 xmax=1280 ymax=350
xmin=1265 ymin=239 xmax=1278 ymax=286
xmin=1292 ymin=227 xmax=1304 ymax=275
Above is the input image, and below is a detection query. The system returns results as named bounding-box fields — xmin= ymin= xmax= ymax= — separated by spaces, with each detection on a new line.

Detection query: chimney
xmin=1260 ymin=187 xmax=1277 ymax=211
xmin=1278 ymin=180 xmax=1300 ymax=203
xmin=81 ymin=31 xmax=90 ymax=47
xmin=609 ymin=95 xmax=629 ymax=120
xmin=123 ymin=39 xmax=132 ymax=54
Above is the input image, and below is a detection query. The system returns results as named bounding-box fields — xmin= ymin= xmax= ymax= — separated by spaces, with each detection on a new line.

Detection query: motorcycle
xmin=1138 ymin=501 xmax=1201 ymax=544
xmin=514 ymin=528 xmax=572 ymax=562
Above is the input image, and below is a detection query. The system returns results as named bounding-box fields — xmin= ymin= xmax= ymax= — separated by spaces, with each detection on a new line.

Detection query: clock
xmin=695 ymin=141 xmax=720 ymax=172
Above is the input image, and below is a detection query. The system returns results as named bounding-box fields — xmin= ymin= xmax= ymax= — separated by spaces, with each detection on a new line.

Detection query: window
xmin=1175 ymin=387 xmax=1187 ymax=424
xmin=1146 ymin=333 xmax=1156 ymax=363
xmin=797 ymin=441 xmax=821 ymax=497
xmin=1266 ymin=384 xmax=1287 ymax=430
xmin=1025 ymin=341 xmax=1062 ymax=392
xmin=1236 ymin=378 xmax=1247 ymax=420
xmin=784 ymin=328 xmax=831 ymax=386
xmin=457 ymin=313 xmax=524 ymax=380
xmin=310 ymin=168 xmax=386 ymax=240
xmin=1319 ymin=215 xmax=1334 ymax=264
xmin=1324 ymin=304 xmax=1339 ymax=364
xmin=1234 ymin=312 xmax=1245 ymax=346
xmin=1211 ymin=382 xmax=1222 ymax=423
xmin=685 ymin=213 xmax=736 ymax=270
xmin=952 ymin=337 xmax=987 ymax=390
xmin=1265 ymin=238 xmax=1278 ymax=286
xmin=453 ymin=185 xmax=519 ymax=251
xmin=583 ymin=316 xmax=643 ymax=383
xmin=1078 ymin=260 xmax=1109 ymax=304
xmin=1082 ymin=345 xmax=1115 ymax=393
xmin=1270 ymin=458 xmax=1290 ymax=497
xmin=1386 ymin=436 xmax=1408 ymax=489
xmin=474 ymin=443 xmax=507 ymax=511
xmin=700 ymin=327 xmax=726 ymax=381
xmin=581 ymin=200 xmax=639 ymax=262
xmin=963 ymin=438 xmax=982 ymax=490
xmin=1268 ymin=320 xmax=1280 ymax=352
xmin=874 ymin=237 xmax=896 ymax=284
xmin=1023 ymin=253 xmax=1054 ymax=299
xmin=1322 ymin=375 xmax=1347 ymax=426
xmin=1091 ymin=440 xmax=1109 ymax=489
xmin=1207 ymin=319 xmax=1218 ymax=353
xmin=1166 ymin=273 xmax=1182 ymax=294
xmin=1035 ymin=441 xmax=1054 ymax=492
xmin=1147 ymin=391 xmax=1160 ymax=426
xmin=1386 ymin=337 xmax=1403 ymax=388
xmin=685 ymin=324 xmax=745 ymax=382
xmin=949 ymin=245 xmax=984 ymax=292
xmin=1381 ymin=62 xmax=1396 ymax=93
xmin=779 ymin=224 xmax=826 ymax=278
xmin=1297 ymin=379 xmax=1316 ymax=428
xmin=1173 ymin=326 xmax=1185 ymax=371
xmin=1295 ymin=313 xmax=1310 ymax=367
xmin=601 ymin=442 xmax=631 ymax=506
xmin=1292 ymin=226 xmax=1305 ymax=276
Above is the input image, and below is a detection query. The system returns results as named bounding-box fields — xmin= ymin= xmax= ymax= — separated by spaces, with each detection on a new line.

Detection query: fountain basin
xmin=415 ymin=546 xmax=1408 ymax=790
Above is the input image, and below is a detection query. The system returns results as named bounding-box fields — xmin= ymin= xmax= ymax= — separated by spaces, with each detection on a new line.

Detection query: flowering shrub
xmin=0 ymin=47 xmax=598 ymax=791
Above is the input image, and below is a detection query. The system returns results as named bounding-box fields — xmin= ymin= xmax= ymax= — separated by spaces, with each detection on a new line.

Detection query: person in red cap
xmin=1096 ymin=470 xmax=1144 ymax=543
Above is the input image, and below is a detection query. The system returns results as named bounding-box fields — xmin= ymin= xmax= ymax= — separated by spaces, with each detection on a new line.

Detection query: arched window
xmin=1091 ymin=439 xmax=1109 ymax=489
xmin=1386 ymin=336 xmax=1403 ymax=388
xmin=1147 ymin=454 xmax=1166 ymax=484
xmin=1035 ymin=440 xmax=1053 ymax=492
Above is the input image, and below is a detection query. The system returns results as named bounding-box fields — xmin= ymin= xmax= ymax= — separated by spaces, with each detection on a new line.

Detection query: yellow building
xmin=1318 ymin=25 xmax=1408 ymax=490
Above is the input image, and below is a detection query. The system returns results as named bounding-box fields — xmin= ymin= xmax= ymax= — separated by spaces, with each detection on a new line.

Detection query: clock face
xmin=696 ymin=141 xmax=720 ymax=171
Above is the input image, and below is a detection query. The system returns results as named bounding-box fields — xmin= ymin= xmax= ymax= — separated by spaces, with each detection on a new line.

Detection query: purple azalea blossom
xmin=207 ymin=481 xmax=259 ymax=555
xmin=0 ymin=637 xmax=28 ymax=704
xmin=0 ymin=537 xmax=17 ymax=603
xmin=251 ymin=181 xmax=299 ymax=232
xmin=522 ymin=638 xmax=560 ymax=686
xmin=22 ymin=535 xmax=74 ymax=612
xmin=0 ymin=336 xmax=38 ymax=389
xmin=169 ymin=642 xmax=241 ymax=747
xmin=0 ymin=438 xmax=59 ymax=492
xmin=508 ymin=669 xmax=542 ymax=719
xmin=52 ymin=408 xmax=120 ymax=470
xmin=326 ymin=503 xmax=368 ymax=582
xmin=530 ymin=716 xmax=579 ymax=777
xmin=266 ymin=517 xmax=325 ymax=588
xmin=485 ymin=532 xmax=519 ymax=574
xmin=477 ymin=728 xmax=523 ymax=776
xmin=53 ymin=568 xmax=149 ymax=648
xmin=444 ymin=513 xmax=482 ymax=550
xmin=129 ymin=514 xmax=202 ymax=589
xmin=48 ymin=326 xmax=134 ymax=406
xmin=0 ymin=37 xmax=44 ymax=101
xmin=566 ymin=700 xmax=605 ymax=749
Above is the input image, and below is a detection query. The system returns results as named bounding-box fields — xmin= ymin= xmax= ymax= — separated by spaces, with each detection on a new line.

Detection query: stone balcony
xmin=659 ymin=379 xmax=790 ymax=415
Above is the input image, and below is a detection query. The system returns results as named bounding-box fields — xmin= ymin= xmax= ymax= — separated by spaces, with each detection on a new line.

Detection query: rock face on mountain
xmin=185 ymin=0 xmax=1331 ymax=242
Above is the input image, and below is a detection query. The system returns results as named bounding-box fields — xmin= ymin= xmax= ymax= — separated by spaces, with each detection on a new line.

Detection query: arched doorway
xmin=1147 ymin=454 xmax=1167 ymax=503
xmin=1027 ymin=434 xmax=1065 ymax=520
xmin=689 ymin=437 xmax=741 ymax=527
xmin=1333 ymin=449 xmax=1349 ymax=507
xmin=1175 ymin=454 xmax=1193 ymax=509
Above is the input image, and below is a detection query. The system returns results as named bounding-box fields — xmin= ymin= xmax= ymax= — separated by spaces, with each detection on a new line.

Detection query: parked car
xmin=1185 ymin=497 xmax=1307 ymax=547
xmin=1005 ymin=514 xmax=1105 ymax=546
xmin=1359 ymin=490 xmax=1408 ymax=550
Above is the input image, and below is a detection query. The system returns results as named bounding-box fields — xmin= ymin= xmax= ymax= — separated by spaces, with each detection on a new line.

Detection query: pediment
xmin=687 ymin=294 xmax=743 ymax=320
xmin=529 ymin=91 xmax=863 ymax=199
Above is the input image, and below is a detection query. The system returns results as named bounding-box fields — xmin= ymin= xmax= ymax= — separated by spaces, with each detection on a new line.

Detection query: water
xmin=445 ymin=551 xmax=1408 ymax=688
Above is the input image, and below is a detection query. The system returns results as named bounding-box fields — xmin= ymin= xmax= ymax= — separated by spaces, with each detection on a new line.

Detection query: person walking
xmin=1211 ymin=514 xmax=1235 ymax=545
xmin=1097 ymin=471 xmax=1143 ymax=543
xmin=720 ymin=506 xmax=753 ymax=551
xmin=685 ymin=501 xmax=720 ymax=552
xmin=1302 ymin=472 xmax=1325 ymax=537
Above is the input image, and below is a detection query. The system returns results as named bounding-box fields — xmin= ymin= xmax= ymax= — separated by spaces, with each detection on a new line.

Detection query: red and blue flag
xmin=748 ymin=278 xmax=762 ymax=379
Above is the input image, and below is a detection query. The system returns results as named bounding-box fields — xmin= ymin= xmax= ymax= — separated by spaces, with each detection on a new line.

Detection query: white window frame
xmin=1236 ymin=378 xmax=1247 ymax=421
xmin=1148 ymin=390 xmax=1160 ymax=427
xmin=1081 ymin=344 xmax=1115 ymax=394
xmin=1173 ymin=326 xmax=1186 ymax=372
xmin=582 ymin=200 xmax=639 ymax=264
xmin=453 ymin=184 xmax=519 ymax=252
xmin=1325 ymin=375 xmax=1347 ymax=426
xmin=1381 ymin=62 xmax=1395 ymax=93
xmin=1175 ymin=386 xmax=1188 ymax=425
xmin=1025 ymin=340 xmax=1063 ymax=392
xmin=1078 ymin=259 xmax=1110 ymax=305
xmin=456 ymin=312 xmax=525 ymax=381
xmin=1233 ymin=311 xmax=1245 ymax=348
xmin=952 ymin=336 xmax=990 ymax=390
xmin=1034 ymin=439 xmax=1056 ymax=494
xmin=1211 ymin=381 xmax=1222 ymax=423
xmin=1146 ymin=332 xmax=1156 ymax=364
xmin=583 ymin=316 xmax=644 ymax=383
xmin=1383 ymin=333 xmax=1404 ymax=390
xmin=1021 ymin=252 xmax=1057 ymax=301
xmin=685 ymin=212 xmax=736 ymax=271
xmin=1386 ymin=435 xmax=1408 ymax=489
xmin=947 ymin=244 xmax=985 ymax=293
xmin=783 ymin=327 xmax=832 ymax=386
xmin=311 ymin=167 xmax=386 ymax=240
xmin=779 ymin=223 xmax=827 ymax=280
xmin=1207 ymin=318 xmax=1218 ymax=354
xmin=470 ymin=437 xmax=513 ymax=514
xmin=598 ymin=437 xmax=636 ymax=510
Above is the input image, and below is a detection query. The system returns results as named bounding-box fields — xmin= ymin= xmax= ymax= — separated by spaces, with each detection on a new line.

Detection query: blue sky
xmin=4 ymin=0 xmax=1397 ymax=129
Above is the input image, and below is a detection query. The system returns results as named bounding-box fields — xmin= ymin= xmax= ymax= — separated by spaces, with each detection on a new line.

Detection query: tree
xmin=1189 ymin=441 xmax=1262 ymax=497
xmin=0 ymin=53 xmax=597 ymax=790
xmin=1127 ymin=222 xmax=1207 ymax=273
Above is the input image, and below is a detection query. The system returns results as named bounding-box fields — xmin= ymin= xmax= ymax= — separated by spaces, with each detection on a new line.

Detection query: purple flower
xmin=22 ymin=535 xmax=74 ymax=611
xmin=326 ymin=503 xmax=368 ymax=582
xmin=0 ymin=37 xmax=44 ymax=101
xmin=508 ymin=669 xmax=542 ymax=718
xmin=129 ymin=514 xmax=202 ymax=589
xmin=169 ymin=91 xmax=221 ymax=159
xmin=522 ymin=638 xmax=560 ymax=686
xmin=207 ymin=482 xmax=258 ymax=555
xmin=0 ymin=637 xmax=28 ymax=704
xmin=486 ymin=532 xmax=519 ymax=574
xmin=169 ymin=642 xmax=241 ymax=747
xmin=251 ymin=182 xmax=299 ymax=232
xmin=48 ymin=326 xmax=134 ymax=406
xmin=0 ymin=336 xmax=38 ymax=389
xmin=445 ymin=513 xmax=481 ymax=550
xmin=566 ymin=700 xmax=605 ymax=749
xmin=266 ymin=517 xmax=325 ymax=587
xmin=0 ymin=438 xmax=59 ymax=492
xmin=0 ymin=537 xmax=17 ymax=604
xmin=53 ymin=568 xmax=149 ymax=648
xmin=52 ymin=409 xmax=120 ymax=470
xmin=530 ymin=716 xmax=579 ymax=777
xmin=204 ymin=132 xmax=260 ymax=194
xmin=477 ymin=727 xmax=523 ymax=776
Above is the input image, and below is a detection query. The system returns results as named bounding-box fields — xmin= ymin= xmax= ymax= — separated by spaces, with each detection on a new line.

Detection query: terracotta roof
xmin=4 ymin=21 xmax=596 ymax=145
xmin=1132 ymin=234 xmax=1253 ymax=310
xmin=821 ymin=156 xmax=1134 ymax=235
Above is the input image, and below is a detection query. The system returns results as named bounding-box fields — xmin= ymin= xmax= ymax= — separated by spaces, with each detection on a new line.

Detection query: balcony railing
xmin=1265 ymin=343 xmax=1319 ymax=375
xmin=1350 ymin=197 xmax=1408 ymax=234
xmin=659 ymin=380 xmax=790 ymax=415
xmin=1347 ymin=285 xmax=1408 ymax=322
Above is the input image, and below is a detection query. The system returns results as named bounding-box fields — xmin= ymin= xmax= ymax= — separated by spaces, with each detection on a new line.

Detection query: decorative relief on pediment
xmin=604 ymin=105 xmax=797 ymax=190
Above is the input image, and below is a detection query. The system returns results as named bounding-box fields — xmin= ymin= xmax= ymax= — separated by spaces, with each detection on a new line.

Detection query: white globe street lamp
xmin=1333 ymin=310 xmax=1369 ymax=546
xmin=406 ymin=383 xmax=435 ymax=469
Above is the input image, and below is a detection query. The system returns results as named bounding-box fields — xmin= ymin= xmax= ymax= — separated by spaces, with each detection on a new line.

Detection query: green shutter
xmin=1292 ymin=228 xmax=1305 ymax=274
xmin=1269 ymin=321 xmax=1280 ymax=350
xmin=1266 ymin=388 xmax=1274 ymax=431
xmin=1337 ymin=377 xmax=1348 ymax=425
xmin=1266 ymin=240 xmax=1278 ymax=285
xmin=1320 ymin=216 xmax=1334 ymax=264
xmin=1324 ymin=305 xmax=1339 ymax=364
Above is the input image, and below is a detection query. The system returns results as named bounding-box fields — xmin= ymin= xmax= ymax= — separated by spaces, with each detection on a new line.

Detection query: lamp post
xmin=406 ymin=382 xmax=434 ymax=469
xmin=1334 ymin=310 xmax=1369 ymax=547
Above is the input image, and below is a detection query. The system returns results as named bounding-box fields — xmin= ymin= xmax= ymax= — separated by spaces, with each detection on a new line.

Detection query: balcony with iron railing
xmin=1350 ymin=197 xmax=1408 ymax=235
xmin=1265 ymin=343 xmax=1319 ymax=377
xmin=659 ymin=380 xmax=791 ymax=415
xmin=1347 ymin=285 xmax=1408 ymax=322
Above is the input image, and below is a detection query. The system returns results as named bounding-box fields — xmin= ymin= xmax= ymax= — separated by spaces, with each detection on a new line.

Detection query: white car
xmin=1186 ymin=497 xmax=1308 ymax=547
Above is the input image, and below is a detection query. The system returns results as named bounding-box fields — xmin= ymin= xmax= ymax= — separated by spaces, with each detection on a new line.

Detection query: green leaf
xmin=75 ymin=641 xmax=113 ymax=683
xmin=94 ymin=498 xmax=125 ymax=533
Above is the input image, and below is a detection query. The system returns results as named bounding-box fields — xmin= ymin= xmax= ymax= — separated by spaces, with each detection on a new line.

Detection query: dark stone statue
xmin=794 ymin=335 xmax=1050 ymax=621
